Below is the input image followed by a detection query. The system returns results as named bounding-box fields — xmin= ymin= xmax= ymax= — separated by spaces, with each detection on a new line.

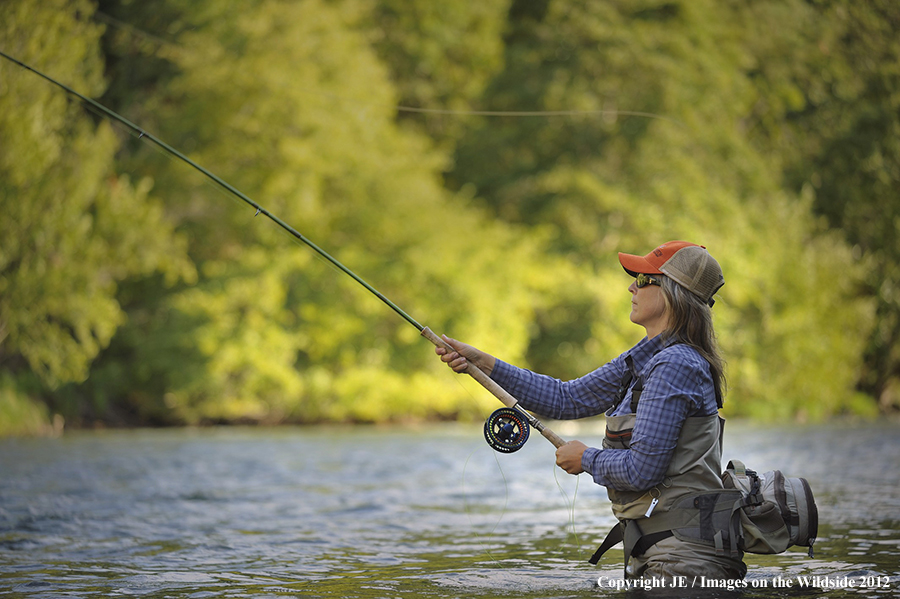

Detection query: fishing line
xmin=553 ymin=463 xmax=582 ymax=550
xmin=436 ymin=358 xmax=582 ymax=567
xmin=93 ymin=10 xmax=177 ymax=51
xmin=92 ymin=11 xmax=685 ymax=127
xmin=441 ymin=363 xmax=511 ymax=566
xmin=395 ymin=105 xmax=685 ymax=126
xmin=456 ymin=364 xmax=584 ymax=565
xmin=461 ymin=446 xmax=509 ymax=566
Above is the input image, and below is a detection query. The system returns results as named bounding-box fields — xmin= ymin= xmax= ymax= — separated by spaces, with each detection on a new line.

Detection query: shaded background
xmin=2 ymin=0 xmax=898 ymax=434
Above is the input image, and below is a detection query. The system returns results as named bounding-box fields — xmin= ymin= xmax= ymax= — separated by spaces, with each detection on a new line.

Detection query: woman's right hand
xmin=434 ymin=335 xmax=496 ymax=376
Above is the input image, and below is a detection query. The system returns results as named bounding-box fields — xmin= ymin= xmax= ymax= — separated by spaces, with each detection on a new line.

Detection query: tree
xmin=774 ymin=0 xmax=900 ymax=411
xmin=0 ymin=0 xmax=193 ymax=431
xmin=704 ymin=0 xmax=899 ymax=413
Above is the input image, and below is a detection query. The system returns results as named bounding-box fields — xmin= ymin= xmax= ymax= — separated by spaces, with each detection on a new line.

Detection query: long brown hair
xmin=659 ymin=276 xmax=726 ymax=406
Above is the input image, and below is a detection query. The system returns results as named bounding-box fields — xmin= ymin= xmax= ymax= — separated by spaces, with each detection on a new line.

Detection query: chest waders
xmin=589 ymin=356 xmax=744 ymax=573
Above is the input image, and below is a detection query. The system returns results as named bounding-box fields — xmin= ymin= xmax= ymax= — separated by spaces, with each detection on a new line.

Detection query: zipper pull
xmin=644 ymin=496 xmax=659 ymax=518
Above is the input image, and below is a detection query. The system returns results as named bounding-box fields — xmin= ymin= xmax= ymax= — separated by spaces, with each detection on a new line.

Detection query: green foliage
xmin=0 ymin=373 xmax=60 ymax=437
xmin=448 ymin=0 xmax=877 ymax=420
xmin=775 ymin=0 xmax=900 ymax=411
xmin=0 ymin=0 xmax=893 ymax=432
xmin=68 ymin=0 xmax=557 ymax=425
xmin=0 ymin=0 xmax=193 ymax=401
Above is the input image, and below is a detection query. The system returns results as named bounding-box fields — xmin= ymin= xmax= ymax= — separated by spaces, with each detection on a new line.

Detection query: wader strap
xmin=589 ymin=523 xmax=623 ymax=564
xmin=697 ymin=494 xmax=715 ymax=540
xmin=622 ymin=521 xmax=664 ymax=571
xmin=630 ymin=378 xmax=644 ymax=414
xmin=588 ymin=521 xmax=675 ymax=566
xmin=623 ymin=354 xmax=644 ymax=413
xmin=633 ymin=530 xmax=675 ymax=557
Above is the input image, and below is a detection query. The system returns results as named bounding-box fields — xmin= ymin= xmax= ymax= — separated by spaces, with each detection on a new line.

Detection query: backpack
xmin=721 ymin=459 xmax=818 ymax=557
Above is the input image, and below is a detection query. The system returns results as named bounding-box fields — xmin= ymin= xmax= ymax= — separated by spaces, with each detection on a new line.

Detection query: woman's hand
xmin=434 ymin=335 xmax=496 ymax=375
xmin=556 ymin=440 xmax=588 ymax=475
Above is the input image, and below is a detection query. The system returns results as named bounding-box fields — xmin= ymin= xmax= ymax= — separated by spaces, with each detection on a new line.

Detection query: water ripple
xmin=1 ymin=422 xmax=898 ymax=597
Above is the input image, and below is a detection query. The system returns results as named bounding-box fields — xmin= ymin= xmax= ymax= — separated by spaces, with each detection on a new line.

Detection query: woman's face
xmin=629 ymin=276 xmax=670 ymax=338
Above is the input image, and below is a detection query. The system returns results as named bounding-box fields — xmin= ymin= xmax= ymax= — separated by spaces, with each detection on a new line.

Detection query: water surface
xmin=1 ymin=420 xmax=898 ymax=597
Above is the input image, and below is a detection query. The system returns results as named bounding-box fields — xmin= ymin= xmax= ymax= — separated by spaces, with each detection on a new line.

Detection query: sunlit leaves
xmin=449 ymin=0 xmax=877 ymax=420
xmin=0 ymin=0 xmax=193 ymax=392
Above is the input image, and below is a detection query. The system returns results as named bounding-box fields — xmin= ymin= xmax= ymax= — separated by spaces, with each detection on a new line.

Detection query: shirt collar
xmin=625 ymin=334 xmax=667 ymax=376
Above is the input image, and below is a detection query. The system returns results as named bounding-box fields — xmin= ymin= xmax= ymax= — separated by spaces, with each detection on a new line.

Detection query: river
xmin=1 ymin=420 xmax=898 ymax=598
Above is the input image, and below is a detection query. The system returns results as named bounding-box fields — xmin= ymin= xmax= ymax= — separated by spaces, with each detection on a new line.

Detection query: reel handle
xmin=421 ymin=326 xmax=566 ymax=449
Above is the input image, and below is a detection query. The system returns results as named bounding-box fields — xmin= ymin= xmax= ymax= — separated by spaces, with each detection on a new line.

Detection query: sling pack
xmin=721 ymin=459 xmax=818 ymax=557
xmin=590 ymin=459 xmax=820 ymax=565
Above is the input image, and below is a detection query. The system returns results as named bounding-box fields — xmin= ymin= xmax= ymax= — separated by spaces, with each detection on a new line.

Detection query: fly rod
xmin=1 ymin=50 xmax=565 ymax=451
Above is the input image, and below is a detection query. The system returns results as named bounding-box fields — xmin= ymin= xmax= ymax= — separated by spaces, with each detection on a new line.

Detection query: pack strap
xmin=589 ymin=523 xmax=623 ymax=564
xmin=612 ymin=355 xmax=643 ymax=414
xmin=727 ymin=495 xmax=744 ymax=558
xmin=726 ymin=459 xmax=747 ymax=477
xmin=633 ymin=530 xmax=675 ymax=557
xmin=588 ymin=521 xmax=675 ymax=566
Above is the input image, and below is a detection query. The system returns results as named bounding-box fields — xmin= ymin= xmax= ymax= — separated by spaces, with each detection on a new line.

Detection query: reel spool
xmin=483 ymin=407 xmax=530 ymax=453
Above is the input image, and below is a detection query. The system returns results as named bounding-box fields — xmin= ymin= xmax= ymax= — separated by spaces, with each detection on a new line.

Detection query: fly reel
xmin=483 ymin=407 xmax=530 ymax=453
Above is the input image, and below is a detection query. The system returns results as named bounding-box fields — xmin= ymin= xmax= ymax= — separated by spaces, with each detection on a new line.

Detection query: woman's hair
xmin=658 ymin=276 xmax=726 ymax=406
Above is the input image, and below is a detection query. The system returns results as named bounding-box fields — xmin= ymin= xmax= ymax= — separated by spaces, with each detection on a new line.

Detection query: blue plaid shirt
xmin=490 ymin=335 xmax=719 ymax=492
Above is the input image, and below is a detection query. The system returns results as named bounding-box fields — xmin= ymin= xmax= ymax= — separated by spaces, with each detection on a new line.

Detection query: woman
xmin=436 ymin=240 xmax=746 ymax=580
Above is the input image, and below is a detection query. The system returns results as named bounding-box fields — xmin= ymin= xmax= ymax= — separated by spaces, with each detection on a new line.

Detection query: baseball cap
xmin=618 ymin=241 xmax=724 ymax=306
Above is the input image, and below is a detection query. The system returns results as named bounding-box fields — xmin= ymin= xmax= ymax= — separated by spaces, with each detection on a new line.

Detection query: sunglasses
xmin=635 ymin=273 xmax=662 ymax=288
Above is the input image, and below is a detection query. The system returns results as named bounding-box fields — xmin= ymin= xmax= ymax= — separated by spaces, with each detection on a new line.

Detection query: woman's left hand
xmin=556 ymin=440 xmax=588 ymax=475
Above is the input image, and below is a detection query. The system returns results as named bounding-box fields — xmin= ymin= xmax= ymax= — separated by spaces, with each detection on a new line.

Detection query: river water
xmin=1 ymin=420 xmax=898 ymax=598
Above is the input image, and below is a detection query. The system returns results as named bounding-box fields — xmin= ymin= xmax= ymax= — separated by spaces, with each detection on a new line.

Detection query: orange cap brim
xmin=618 ymin=241 xmax=701 ymax=277
xmin=618 ymin=252 xmax=663 ymax=276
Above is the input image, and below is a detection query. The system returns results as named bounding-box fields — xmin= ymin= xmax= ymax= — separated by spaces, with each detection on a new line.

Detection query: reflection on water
xmin=1 ymin=421 xmax=898 ymax=598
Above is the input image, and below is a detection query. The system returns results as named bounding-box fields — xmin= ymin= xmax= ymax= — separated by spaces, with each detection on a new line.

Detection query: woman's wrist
xmin=475 ymin=353 xmax=496 ymax=376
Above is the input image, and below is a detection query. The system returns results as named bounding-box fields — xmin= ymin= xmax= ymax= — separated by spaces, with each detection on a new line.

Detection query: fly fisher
xmin=436 ymin=240 xmax=747 ymax=580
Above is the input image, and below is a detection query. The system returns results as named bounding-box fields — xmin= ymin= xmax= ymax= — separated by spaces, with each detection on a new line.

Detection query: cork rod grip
xmin=421 ymin=326 xmax=566 ymax=449
xmin=537 ymin=424 xmax=567 ymax=449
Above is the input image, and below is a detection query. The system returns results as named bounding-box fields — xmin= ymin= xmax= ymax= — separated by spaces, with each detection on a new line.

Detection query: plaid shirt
xmin=490 ymin=335 xmax=719 ymax=492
